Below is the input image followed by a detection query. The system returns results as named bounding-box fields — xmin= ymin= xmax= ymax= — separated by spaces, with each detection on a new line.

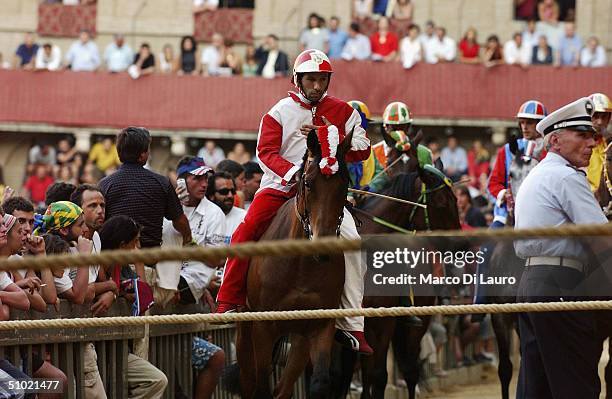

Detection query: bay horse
xmin=332 ymin=129 xmax=461 ymax=399
xmin=234 ymin=128 xmax=354 ymax=399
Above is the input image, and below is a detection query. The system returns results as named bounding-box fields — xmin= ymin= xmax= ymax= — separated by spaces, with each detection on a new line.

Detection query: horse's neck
xmin=260 ymin=198 xmax=304 ymax=241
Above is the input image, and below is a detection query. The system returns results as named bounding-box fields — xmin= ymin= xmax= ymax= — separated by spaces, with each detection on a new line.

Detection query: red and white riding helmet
xmin=292 ymin=49 xmax=333 ymax=87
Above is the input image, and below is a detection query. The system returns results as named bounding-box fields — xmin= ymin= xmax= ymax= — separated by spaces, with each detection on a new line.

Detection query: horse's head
xmin=296 ymin=128 xmax=353 ymax=239
xmin=416 ymin=166 xmax=461 ymax=231
xmin=381 ymin=125 xmax=423 ymax=177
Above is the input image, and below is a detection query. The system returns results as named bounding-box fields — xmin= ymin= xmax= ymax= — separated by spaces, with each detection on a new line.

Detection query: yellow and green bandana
xmin=37 ymin=201 xmax=83 ymax=233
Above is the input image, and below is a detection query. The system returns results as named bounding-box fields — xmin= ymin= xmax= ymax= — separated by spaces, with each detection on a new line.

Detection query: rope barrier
xmin=0 ymin=223 xmax=611 ymax=272
xmin=3 ymin=300 xmax=612 ymax=331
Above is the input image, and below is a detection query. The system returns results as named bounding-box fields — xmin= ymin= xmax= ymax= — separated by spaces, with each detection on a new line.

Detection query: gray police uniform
xmin=514 ymin=97 xmax=607 ymax=399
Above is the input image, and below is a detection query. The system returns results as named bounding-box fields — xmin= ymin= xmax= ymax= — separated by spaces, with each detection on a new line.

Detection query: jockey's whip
xmin=370 ymin=155 xmax=405 ymax=184
xmin=348 ymin=188 xmax=427 ymax=208
xmin=452 ymin=178 xmax=472 ymax=186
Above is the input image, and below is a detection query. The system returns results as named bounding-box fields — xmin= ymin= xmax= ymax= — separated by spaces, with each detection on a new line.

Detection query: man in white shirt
xmin=580 ymin=36 xmax=607 ymax=67
xmin=104 ymin=34 xmax=133 ymax=72
xmin=400 ymin=24 xmax=422 ymax=69
xmin=35 ymin=43 xmax=61 ymax=71
xmin=419 ymin=20 xmax=436 ymax=46
xmin=341 ymin=22 xmax=371 ymax=61
xmin=208 ymin=172 xmax=246 ymax=244
xmin=159 ymin=157 xmax=225 ymax=304
xmin=424 ymin=27 xmax=456 ymax=64
xmin=200 ymin=33 xmax=224 ymax=76
xmin=503 ymin=32 xmax=531 ymax=65
xmin=65 ymin=30 xmax=100 ymax=71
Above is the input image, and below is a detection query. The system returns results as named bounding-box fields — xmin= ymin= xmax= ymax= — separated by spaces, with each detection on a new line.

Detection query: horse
xmin=231 ymin=128 xmax=355 ymax=399
xmin=332 ymin=128 xmax=461 ymax=399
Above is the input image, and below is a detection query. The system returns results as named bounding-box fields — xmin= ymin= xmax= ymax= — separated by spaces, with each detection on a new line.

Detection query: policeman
xmin=514 ymin=97 xmax=607 ymax=399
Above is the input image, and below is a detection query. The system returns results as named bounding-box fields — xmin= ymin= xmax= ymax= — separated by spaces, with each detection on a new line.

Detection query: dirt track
xmin=425 ymin=340 xmax=610 ymax=399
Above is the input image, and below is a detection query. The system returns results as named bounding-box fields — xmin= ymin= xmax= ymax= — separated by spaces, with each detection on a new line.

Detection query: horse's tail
xmin=221 ymin=363 xmax=241 ymax=395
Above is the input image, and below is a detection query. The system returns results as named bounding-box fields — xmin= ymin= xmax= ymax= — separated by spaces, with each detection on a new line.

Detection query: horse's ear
xmin=338 ymin=126 xmax=354 ymax=158
xmin=307 ymin=129 xmax=320 ymax=156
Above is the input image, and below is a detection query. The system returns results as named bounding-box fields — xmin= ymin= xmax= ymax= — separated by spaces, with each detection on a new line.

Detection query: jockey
xmin=374 ymin=101 xmax=434 ymax=168
xmin=586 ymin=92 xmax=612 ymax=192
xmin=215 ymin=49 xmax=374 ymax=354
xmin=487 ymin=100 xmax=548 ymax=227
xmin=346 ymin=100 xmax=387 ymax=194
xmin=472 ymin=100 xmax=548 ymax=316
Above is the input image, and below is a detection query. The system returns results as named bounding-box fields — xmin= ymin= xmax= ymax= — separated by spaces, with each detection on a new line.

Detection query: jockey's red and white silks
xmin=256 ymin=92 xmax=370 ymax=193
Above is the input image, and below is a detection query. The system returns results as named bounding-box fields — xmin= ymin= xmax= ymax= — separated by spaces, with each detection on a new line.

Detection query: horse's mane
xmin=384 ymin=172 xmax=419 ymax=199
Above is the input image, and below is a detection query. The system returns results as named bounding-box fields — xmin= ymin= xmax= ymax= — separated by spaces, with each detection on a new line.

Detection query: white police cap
xmin=536 ymin=97 xmax=596 ymax=136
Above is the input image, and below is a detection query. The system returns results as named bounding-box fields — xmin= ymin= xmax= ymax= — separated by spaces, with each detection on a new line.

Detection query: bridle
xmin=406 ymin=177 xmax=452 ymax=232
xmin=295 ymin=156 xmax=344 ymax=240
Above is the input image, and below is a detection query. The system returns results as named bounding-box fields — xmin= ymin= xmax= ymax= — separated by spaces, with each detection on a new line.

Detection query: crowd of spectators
xmin=0 ymin=127 xmax=264 ymax=398
xmin=3 ymin=0 xmax=605 ymax=80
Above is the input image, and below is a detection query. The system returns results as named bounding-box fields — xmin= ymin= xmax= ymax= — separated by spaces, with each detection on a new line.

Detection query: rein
xmin=295 ymin=157 xmax=344 ymax=240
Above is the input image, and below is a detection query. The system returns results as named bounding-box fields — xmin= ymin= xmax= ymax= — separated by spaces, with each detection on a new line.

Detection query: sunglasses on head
xmin=216 ymin=188 xmax=236 ymax=195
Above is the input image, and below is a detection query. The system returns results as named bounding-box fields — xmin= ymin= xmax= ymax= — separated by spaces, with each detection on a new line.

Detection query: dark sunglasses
xmin=216 ymin=188 xmax=236 ymax=195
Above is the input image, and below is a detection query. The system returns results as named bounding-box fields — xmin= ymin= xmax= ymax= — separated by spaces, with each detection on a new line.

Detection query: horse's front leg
xmin=361 ymin=318 xmax=396 ymax=399
xmin=308 ymin=321 xmax=336 ymax=399
xmin=250 ymin=321 xmax=279 ymax=399
xmin=273 ymin=334 xmax=310 ymax=399
xmin=491 ymin=312 xmax=513 ymax=399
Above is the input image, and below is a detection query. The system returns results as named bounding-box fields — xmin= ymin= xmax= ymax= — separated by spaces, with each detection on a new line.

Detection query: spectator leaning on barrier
xmin=99 ymin=126 xmax=192 ymax=250
xmin=399 ymin=23 xmax=422 ymax=69
xmin=483 ymin=35 xmax=504 ymax=67
xmin=341 ymin=22 xmax=372 ymax=61
xmin=178 ymin=35 xmax=199 ymax=76
xmin=129 ymin=43 xmax=156 ymax=79
xmin=38 ymin=201 xmax=107 ymax=398
xmin=242 ymin=45 xmax=258 ymax=77
xmin=219 ymin=39 xmax=242 ymax=76
xmin=532 ymin=35 xmax=554 ymax=65
xmin=97 ymin=215 xmax=169 ymax=399
xmin=104 ymin=33 xmax=133 ymax=73
xmin=201 ymin=33 xmax=224 ymax=76
xmin=327 ymin=16 xmax=348 ymax=59
xmin=580 ymin=36 xmax=607 ymax=67
xmin=299 ymin=13 xmax=330 ymax=53
xmin=255 ymin=34 xmax=290 ymax=78
xmin=370 ymin=16 xmax=398 ymax=62
xmin=424 ymin=26 xmax=456 ymax=64
xmin=14 ymin=32 xmax=38 ymax=70
xmin=158 ymin=44 xmax=175 ymax=74
xmin=35 ymin=42 xmax=62 ymax=71
xmin=503 ymin=32 xmax=530 ymax=66
xmin=556 ymin=21 xmax=582 ymax=67
xmin=419 ymin=20 xmax=436 ymax=47
xmin=458 ymin=27 xmax=480 ymax=64
xmin=65 ymin=29 xmax=100 ymax=71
